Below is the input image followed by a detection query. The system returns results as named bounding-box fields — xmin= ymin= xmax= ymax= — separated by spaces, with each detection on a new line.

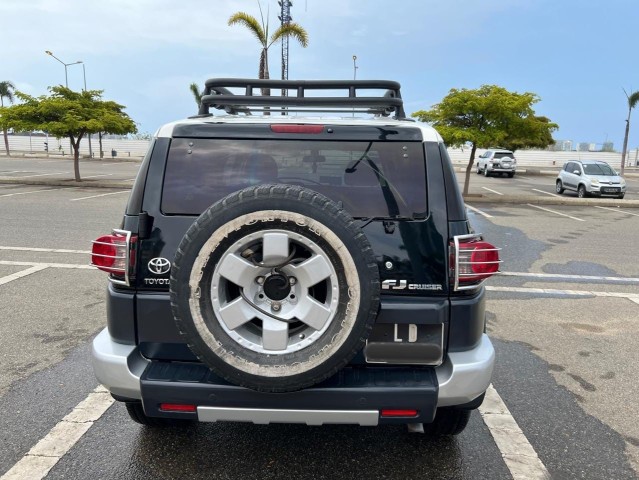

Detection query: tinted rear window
xmin=494 ymin=152 xmax=514 ymax=159
xmin=162 ymin=139 xmax=427 ymax=218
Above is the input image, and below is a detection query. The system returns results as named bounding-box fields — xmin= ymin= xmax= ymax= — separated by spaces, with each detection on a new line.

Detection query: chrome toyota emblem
xmin=148 ymin=257 xmax=171 ymax=275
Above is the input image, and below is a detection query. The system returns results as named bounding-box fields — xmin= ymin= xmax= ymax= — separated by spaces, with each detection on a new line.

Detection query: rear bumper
xmin=92 ymin=328 xmax=495 ymax=424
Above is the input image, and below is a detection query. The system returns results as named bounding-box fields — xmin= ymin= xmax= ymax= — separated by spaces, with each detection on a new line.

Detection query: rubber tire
xmin=125 ymin=402 xmax=194 ymax=428
xmin=476 ymin=164 xmax=481 ymax=174
xmin=422 ymin=408 xmax=472 ymax=436
xmin=618 ymin=194 xmax=625 ymax=199
xmin=484 ymin=167 xmax=490 ymax=177
xmin=170 ymin=184 xmax=380 ymax=393
xmin=556 ymin=180 xmax=565 ymax=194
xmin=578 ymin=184 xmax=587 ymax=198
xmin=507 ymin=172 xmax=514 ymax=178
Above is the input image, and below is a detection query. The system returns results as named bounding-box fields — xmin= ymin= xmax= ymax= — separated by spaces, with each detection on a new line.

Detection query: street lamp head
xmin=353 ymin=55 xmax=357 ymax=61
xmin=45 ymin=50 xmax=53 ymax=55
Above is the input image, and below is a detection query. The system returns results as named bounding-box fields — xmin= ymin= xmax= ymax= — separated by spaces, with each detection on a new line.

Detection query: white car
xmin=476 ymin=149 xmax=517 ymax=178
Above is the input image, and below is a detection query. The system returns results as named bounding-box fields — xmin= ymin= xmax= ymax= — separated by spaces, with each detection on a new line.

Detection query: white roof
xmin=155 ymin=115 xmax=443 ymax=143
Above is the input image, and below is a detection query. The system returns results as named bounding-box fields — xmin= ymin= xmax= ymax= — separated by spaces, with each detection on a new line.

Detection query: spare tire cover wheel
xmin=170 ymin=185 xmax=380 ymax=393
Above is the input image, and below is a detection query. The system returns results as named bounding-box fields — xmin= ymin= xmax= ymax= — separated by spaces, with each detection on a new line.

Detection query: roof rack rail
xmin=197 ymin=78 xmax=407 ymax=119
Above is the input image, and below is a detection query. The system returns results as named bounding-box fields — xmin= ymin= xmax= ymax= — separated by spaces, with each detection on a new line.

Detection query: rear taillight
xmin=450 ymin=234 xmax=501 ymax=291
xmin=91 ymin=229 xmax=137 ymax=286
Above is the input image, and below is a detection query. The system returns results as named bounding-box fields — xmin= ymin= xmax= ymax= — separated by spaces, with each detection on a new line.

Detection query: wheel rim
xmin=578 ymin=187 xmax=584 ymax=197
xmin=210 ymin=229 xmax=339 ymax=354
xmin=556 ymin=181 xmax=562 ymax=192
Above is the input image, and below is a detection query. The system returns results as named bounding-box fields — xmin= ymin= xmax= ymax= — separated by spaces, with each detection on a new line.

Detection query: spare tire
xmin=170 ymin=185 xmax=380 ymax=393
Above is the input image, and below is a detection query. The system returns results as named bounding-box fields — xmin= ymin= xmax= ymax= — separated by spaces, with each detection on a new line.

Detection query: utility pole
xmin=278 ymin=0 xmax=292 ymax=98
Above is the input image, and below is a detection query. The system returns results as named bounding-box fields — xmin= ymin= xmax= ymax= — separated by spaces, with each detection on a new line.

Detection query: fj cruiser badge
xmin=148 ymin=257 xmax=171 ymax=275
xmin=382 ymin=279 xmax=442 ymax=291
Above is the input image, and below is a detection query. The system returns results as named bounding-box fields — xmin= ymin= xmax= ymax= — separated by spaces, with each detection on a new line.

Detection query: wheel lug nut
xmin=289 ymin=277 xmax=297 ymax=286
xmin=256 ymin=276 xmax=265 ymax=285
xmin=272 ymin=302 xmax=281 ymax=312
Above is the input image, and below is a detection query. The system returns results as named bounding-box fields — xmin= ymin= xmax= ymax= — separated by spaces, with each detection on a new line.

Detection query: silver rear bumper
xmin=92 ymin=328 xmax=495 ymax=415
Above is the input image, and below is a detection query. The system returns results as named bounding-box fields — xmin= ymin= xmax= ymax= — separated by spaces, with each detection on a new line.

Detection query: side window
xmin=565 ymin=162 xmax=574 ymax=172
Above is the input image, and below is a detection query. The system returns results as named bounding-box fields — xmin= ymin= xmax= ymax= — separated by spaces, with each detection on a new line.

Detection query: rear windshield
xmin=494 ymin=152 xmax=514 ymax=159
xmin=162 ymin=139 xmax=427 ymax=218
xmin=583 ymin=163 xmax=615 ymax=176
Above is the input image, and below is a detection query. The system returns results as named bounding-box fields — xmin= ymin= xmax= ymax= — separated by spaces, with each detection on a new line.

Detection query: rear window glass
xmin=162 ymin=139 xmax=427 ymax=218
xmin=494 ymin=152 xmax=514 ymax=159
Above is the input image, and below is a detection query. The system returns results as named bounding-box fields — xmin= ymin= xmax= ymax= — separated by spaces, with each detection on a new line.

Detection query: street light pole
xmin=45 ymin=51 xmax=87 ymax=156
xmin=352 ymin=55 xmax=358 ymax=80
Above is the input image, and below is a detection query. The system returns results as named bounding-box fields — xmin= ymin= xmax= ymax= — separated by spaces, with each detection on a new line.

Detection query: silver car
xmin=556 ymin=160 xmax=626 ymax=199
xmin=476 ymin=149 xmax=517 ymax=177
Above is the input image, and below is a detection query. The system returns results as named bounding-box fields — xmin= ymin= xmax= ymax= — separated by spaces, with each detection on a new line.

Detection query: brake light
xmin=450 ymin=234 xmax=501 ymax=291
xmin=91 ymin=229 xmax=137 ymax=285
xmin=270 ymin=124 xmax=324 ymax=134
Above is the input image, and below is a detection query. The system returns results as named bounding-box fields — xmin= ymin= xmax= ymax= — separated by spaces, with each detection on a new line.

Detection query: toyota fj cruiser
xmin=91 ymin=79 xmax=500 ymax=435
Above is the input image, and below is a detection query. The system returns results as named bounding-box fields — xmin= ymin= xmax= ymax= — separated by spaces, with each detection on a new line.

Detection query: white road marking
xmin=501 ymin=271 xmax=639 ymax=283
xmin=0 ymin=188 xmax=67 ymax=198
xmin=125 ymin=178 xmax=137 ymax=181
xmin=0 ymin=265 xmax=48 ymax=286
xmin=480 ymin=385 xmax=551 ymax=480
xmin=594 ymin=206 xmax=639 ymax=217
xmin=465 ymin=204 xmax=493 ymax=218
xmin=487 ymin=285 xmax=639 ymax=303
xmin=0 ymin=170 xmax=28 ymax=175
xmin=0 ymin=246 xmax=90 ymax=254
xmin=18 ymin=172 xmax=67 ymax=178
xmin=0 ymin=386 xmax=114 ymax=480
xmin=482 ymin=186 xmax=503 ymax=195
xmin=82 ymin=173 xmax=114 ymax=179
xmin=0 ymin=260 xmax=95 ymax=270
xmin=526 ymin=204 xmax=585 ymax=222
xmin=629 ymin=298 xmax=639 ymax=306
xmin=532 ymin=188 xmax=560 ymax=197
xmin=70 ymin=190 xmax=129 ymax=201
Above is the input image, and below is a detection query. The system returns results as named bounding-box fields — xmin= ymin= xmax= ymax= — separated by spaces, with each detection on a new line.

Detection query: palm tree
xmin=0 ymin=81 xmax=16 ymax=156
xmin=228 ymin=7 xmax=308 ymax=84
xmin=189 ymin=82 xmax=203 ymax=108
xmin=620 ymin=89 xmax=639 ymax=175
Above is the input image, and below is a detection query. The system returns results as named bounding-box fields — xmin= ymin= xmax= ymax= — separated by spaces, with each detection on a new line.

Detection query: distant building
xmin=578 ymin=142 xmax=590 ymax=152
xmin=601 ymin=141 xmax=614 ymax=152
xmin=549 ymin=140 xmax=573 ymax=151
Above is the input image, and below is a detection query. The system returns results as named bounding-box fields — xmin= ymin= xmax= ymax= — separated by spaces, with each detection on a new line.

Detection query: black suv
xmin=91 ymin=79 xmax=500 ymax=434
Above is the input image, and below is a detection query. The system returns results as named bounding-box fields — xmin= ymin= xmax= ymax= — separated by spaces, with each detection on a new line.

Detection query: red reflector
xmin=380 ymin=409 xmax=418 ymax=418
xmin=270 ymin=124 xmax=324 ymax=134
xmin=159 ymin=403 xmax=197 ymax=413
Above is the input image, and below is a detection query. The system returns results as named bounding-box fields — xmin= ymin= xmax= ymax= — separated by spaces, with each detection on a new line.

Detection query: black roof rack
xmin=197 ymin=78 xmax=407 ymax=119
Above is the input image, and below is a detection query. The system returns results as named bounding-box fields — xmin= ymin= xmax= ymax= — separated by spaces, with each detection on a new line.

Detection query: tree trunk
xmin=99 ymin=132 xmax=104 ymax=158
xmin=620 ymin=112 xmax=630 ymax=175
xmin=260 ymin=47 xmax=271 ymax=115
xmin=71 ymin=135 xmax=82 ymax=182
xmin=463 ymin=143 xmax=477 ymax=196
xmin=2 ymin=127 xmax=9 ymax=157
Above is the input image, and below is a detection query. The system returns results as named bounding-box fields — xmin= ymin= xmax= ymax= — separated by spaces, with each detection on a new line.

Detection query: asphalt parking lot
xmin=0 ymin=161 xmax=638 ymax=479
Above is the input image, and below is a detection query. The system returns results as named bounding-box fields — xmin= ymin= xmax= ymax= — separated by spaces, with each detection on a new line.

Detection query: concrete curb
xmin=0 ymin=178 xmax=133 ymax=189
xmin=462 ymin=194 xmax=639 ymax=208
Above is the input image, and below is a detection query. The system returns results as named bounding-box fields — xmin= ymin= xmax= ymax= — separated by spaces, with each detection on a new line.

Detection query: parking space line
xmin=480 ymin=385 xmax=551 ymax=480
xmin=82 ymin=174 xmax=115 ymax=179
xmin=70 ymin=190 xmax=129 ymax=201
xmin=594 ymin=206 xmax=639 ymax=217
xmin=532 ymin=188 xmax=560 ymax=197
xmin=19 ymin=172 xmax=67 ymax=178
xmin=0 ymin=386 xmax=114 ymax=480
xmin=501 ymin=271 xmax=639 ymax=282
xmin=0 ymin=246 xmax=90 ymax=254
xmin=482 ymin=187 xmax=503 ymax=195
xmin=526 ymin=204 xmax=585 ymax=222
xmin=0 ymin=265 xmax=48 ymax=286
xmin=0 ymin=260 xmax=94 ymax=270
xmin=0 ymin=188 xmax=68 ymax=198
xmin=465 ymin=204 xmax=493 ymax=218
xmin=0 ymin=170 xmax=28 ymax=175
xmin=487 ymin=285 xmax=639 ymax=303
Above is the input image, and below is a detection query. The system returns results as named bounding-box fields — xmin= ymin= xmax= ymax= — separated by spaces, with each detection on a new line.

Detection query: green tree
xmin=4 ymin=86 xmax=137 ymax=181
xmin=620 ymin=89 xmax=639 ymax=175
xmin=228 ymin=7 xmax=308 ymax=82
xmin=189 ymin=82 xmax=203 ymax=107
xmin=0 ymin=80 xmax=16 ymax=156
xmin=412 ymin=85 xmax=558 ymax=195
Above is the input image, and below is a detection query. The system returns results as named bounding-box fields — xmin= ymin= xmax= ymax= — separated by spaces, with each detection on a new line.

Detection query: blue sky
xmin=2 ymin=0 xmax=638 ymax=149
